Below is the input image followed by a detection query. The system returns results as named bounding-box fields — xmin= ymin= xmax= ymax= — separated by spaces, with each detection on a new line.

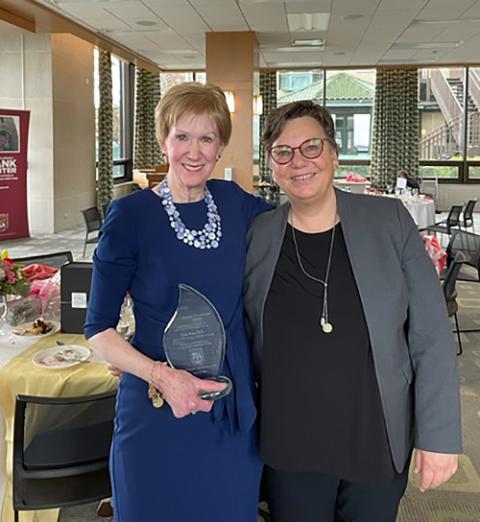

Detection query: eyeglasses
xmin=269 ymin=137 xmax=333 ymax=165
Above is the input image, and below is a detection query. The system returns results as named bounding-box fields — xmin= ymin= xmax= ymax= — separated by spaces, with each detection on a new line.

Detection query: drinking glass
xmin=0 ymin=295 xmax=8 ymax=337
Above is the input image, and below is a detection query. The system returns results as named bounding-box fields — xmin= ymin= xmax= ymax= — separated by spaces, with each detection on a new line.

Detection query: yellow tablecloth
xmin=0 ymin=333 xmax=117 ymax=522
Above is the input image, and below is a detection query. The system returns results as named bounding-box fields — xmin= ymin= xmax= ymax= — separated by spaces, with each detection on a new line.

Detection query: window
xmin=94 ymin=49 xmax=134 ymax=182
xmin=326 ymin=70 xmax=375 ymax=161
xmin=418 ymin=66 xmax=480 ymax=181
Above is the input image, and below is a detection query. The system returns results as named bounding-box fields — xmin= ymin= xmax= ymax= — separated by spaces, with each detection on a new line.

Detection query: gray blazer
xmin=244 ymin=189 xmax=462 ymax=472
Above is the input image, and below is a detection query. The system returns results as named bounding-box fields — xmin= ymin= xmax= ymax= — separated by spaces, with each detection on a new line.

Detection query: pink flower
xmin=6 ymin=269 xmax=16 ymax=283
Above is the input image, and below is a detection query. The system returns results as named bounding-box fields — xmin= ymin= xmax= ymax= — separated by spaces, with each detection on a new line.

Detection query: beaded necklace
xmin=158 ymin=178 xmax=222 ymax=249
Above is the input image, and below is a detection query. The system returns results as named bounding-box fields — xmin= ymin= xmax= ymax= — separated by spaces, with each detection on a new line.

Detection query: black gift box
xmin=60 ymin=262 xmax=93 ymax=334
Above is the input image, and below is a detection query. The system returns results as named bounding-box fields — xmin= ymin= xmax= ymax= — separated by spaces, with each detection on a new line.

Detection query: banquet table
xmin=0 ymin=332 xmax=117 ymax=522
xmin=334 ymin=179 xmax=371 ymax=194
xmin=390 ymin=195 xmax=436 ymax=229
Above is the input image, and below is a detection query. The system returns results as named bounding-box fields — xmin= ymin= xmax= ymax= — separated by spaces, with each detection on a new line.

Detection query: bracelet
xmin=148 ymin=361 xmax=166 ymax=409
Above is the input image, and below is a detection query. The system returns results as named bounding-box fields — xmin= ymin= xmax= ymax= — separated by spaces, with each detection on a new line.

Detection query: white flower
xmin=0 ymin=267 xmax=6 ymax=282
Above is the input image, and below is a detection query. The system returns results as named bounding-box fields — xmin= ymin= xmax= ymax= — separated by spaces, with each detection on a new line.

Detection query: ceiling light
xmin=136 ymin=20 xmax=157 ymax=27
xmin=291 ymin=38 xmax=325 ymax=47
xmin=342 ymin=14 xmax=364 ymax=21
xmin=413 ymin=18 xmax=480 ymax=25
xmin=287 ymin=13 xmax=330 ymax=32
xmin=392 ymin=41 xmax=463 ymax=49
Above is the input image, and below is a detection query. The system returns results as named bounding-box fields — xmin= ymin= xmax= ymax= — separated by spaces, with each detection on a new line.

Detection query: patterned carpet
xmin=397 ymin=279 xmax=480 ymax=522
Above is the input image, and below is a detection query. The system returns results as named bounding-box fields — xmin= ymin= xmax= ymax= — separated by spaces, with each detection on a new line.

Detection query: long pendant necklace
xmin=290 ymin=209 xmax=336 ymax=334
xmin=158 ymin=178 xmax=222 ymax=249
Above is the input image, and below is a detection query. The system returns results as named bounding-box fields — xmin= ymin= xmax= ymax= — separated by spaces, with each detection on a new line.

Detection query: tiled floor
xmin=1 ymin=226 xmax=93 ymax=262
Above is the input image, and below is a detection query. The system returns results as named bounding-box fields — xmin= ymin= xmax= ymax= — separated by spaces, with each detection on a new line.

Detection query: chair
xmin=442 ymin=253 xmax=467 ymax=355
xmin=12 ymin=391 xmax=116 ymax=521
xmin=425 ymin=204 xmax=463 ymax=238
xmin=462 ymin=199 xmax=477 ymax=231
xmin=15 ymin=251 xmax=73 ymax=268
xmin=80 ymin=207 xmax=102 ymax=258
xmin=446 ymin=229 xmax=480 ymax=282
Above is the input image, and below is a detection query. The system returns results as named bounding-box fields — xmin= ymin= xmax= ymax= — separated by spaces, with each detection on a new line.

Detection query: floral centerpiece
xmin=0 ymin=249 xmax=30 ymax=297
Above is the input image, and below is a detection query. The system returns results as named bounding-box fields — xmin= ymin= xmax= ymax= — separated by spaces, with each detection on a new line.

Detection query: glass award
xmin=163 ymin=284 xmax=232 ymax=400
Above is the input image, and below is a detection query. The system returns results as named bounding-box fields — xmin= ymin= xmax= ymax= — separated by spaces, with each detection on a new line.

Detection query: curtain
xmin=134 ymin=68 xmax=162 ymax=169
xmin=259 ymin=72 xmax=277 ymax=184
xmin=97 ymin=50 xmax=113 ymax=210
xmin=370 ymin=69 xmax=419 ymax=188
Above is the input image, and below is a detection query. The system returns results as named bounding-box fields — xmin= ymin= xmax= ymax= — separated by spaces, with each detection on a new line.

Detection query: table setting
xmin=0 ymin=250 xmax=119 ymax=522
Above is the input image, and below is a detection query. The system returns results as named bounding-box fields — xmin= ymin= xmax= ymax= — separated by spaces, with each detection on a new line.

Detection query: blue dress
xmin=85 ymin=180 xmax=270 ymax=522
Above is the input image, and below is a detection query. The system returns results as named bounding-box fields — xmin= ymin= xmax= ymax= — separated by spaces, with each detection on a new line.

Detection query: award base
xmin=198 ymin=376 xmax=233 ymax=401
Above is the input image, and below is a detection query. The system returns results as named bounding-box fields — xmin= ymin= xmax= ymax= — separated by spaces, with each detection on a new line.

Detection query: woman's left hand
xmin=414 ymin=449 xmax=459 ymax=492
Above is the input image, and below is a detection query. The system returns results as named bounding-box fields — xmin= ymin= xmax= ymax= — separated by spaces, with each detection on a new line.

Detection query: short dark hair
xmin=262 ymin=100 xmax=338 ymax=154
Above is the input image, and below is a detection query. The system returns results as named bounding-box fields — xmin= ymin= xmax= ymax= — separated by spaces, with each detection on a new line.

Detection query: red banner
xmin=0 ymin=109 xmax=30 ymax=240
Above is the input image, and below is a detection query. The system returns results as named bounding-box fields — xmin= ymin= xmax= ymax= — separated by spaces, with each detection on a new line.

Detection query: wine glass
xmin=0 ymin=295 xmax=8 ymax=337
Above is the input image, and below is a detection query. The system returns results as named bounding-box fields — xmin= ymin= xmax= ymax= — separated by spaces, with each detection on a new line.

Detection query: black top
xmin=261 ymin=223 xmax=395 ymax=482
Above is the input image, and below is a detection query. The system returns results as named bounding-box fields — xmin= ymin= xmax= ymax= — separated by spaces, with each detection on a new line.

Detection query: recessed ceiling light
xmin=287 ymin=13 xmax=330 ymax=32
xmin=292 ymin=38 xmax=325 ymax=47
xmin=136 ymin=20 xmax=157 ymax=27
xmin=393 ymin=41 xmax=463 ymax=49
xmin=413 ymin=18 xmax=480 ymax=25
xmin=342 ymin=14 xmax=364 ymax=21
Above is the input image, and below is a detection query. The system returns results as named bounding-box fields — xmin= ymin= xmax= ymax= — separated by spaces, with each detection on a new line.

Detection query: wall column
xmin=206 ymin=31 xmax=257 ymax=192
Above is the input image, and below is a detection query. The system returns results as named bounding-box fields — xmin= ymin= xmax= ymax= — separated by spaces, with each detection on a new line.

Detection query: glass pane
xmin=468 ymin=166 xmax=480 ymax=178
xmin=467 ymin=67 xmax=480 ymax=160
xmin=276 ymin=70 xmax=324 ymax=106
xmin=111 ymin=56 xmax=121 ymax=160
xmin=335 ymin=165 xmax=370 ymax=179
xmin=326 ymin=70 xmax=375 ymax=161
xmin=420 ymin=165 xmax=458 ymax=179
xmin=113 ymin=164 xmax=124 ymax=179
xmin=419 ymin=68 xmax=465 ymax=161
xmin=160 ymin=72 xmax=194 ymax=93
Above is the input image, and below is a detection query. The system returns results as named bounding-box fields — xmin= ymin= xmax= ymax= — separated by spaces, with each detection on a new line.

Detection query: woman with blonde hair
xmin=86 ymin=82 xmax=270 ymax=521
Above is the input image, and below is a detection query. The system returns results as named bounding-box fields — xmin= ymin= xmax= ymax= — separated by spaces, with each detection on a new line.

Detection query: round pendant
xmin=322 ymin=322 xmax=333 ymax=334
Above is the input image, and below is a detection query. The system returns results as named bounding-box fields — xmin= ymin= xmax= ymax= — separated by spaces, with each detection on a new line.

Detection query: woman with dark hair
xmin=244 ymin=100 xmax=461 ymax=522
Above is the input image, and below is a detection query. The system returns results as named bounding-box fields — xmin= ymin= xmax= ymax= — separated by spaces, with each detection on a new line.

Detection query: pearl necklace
xmin=158 ymin=178 xmax=222 ymax=249
xmin=290 ymin=209 xmax=336 ymax=334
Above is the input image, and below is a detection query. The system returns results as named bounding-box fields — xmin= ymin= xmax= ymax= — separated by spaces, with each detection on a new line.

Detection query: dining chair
xmin=15 ymin=251 xmax=73 ymax=268
xmin=12 ymin=391 xmax=116 ymax=522
xmin=80 ymin=207 xmax=102 ymax=258
xmin=442 ymin=253 xmax=467 ymax=356
xmin=445 ymin=229 xmax=480 ymax=282
xmin=462 ymin=199 xmax=477 ymax=231
xmin=425 ymin=204 xmax=463 ymax=238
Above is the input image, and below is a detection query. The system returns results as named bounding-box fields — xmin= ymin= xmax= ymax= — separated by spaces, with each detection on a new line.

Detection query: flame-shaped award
xmin=163 ymin=284 xmax=232 ymax=400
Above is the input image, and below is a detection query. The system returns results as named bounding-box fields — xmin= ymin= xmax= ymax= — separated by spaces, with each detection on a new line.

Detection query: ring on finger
xmin=191 ymin=410 xmax=197 ymax=415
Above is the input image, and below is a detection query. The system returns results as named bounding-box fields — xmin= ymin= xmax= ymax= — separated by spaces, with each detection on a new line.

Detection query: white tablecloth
xmin=334 ymin=180 xmax=371 ymax=194
xmin=401 ymin=198 xmax=435 ymax=229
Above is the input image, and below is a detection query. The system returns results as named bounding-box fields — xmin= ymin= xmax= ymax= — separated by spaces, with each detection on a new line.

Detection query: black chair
xmin=446 ymin=229 xmax=480 ymax=282
xmin=80 ymin=207 xmax=102 ymax=258
xmin=15 ymin=251 xmax=73 ymax=268
xmin=13 ymin=391 xmax=116 ymax=522
xmin=442 ymin=253 xmax=467 ymax=355
xmin=425 ymin=204 xmax=463 ymax=237
xmin=462 ymin=199 xmax=477 ymax=231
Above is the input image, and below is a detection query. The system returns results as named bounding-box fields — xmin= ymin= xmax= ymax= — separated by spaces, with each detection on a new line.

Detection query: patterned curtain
xmin=134 ymin=68 xmax=162 ymax=169
xmin=97 ymin=49 xmax=113 ymax=210
xmin=370 ymin=69 xmax=419 ymax=188
xmin=259 ymin=72 xmax=277 ymax=184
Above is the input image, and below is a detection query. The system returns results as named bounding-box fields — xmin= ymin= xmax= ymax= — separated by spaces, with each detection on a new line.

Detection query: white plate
xmin=32 ymin=345 xmax=91 ymax=369
xmin=11 ymin=320 xmax=60 ymax=338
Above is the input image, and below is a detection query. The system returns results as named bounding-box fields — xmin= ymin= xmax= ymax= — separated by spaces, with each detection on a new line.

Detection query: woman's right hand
xmin=152 ymin=364 xmax=228 ymax=419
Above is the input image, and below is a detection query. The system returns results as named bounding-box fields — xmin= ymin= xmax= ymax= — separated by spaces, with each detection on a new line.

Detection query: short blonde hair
xmin=155 ymin=82 xmax=232 ymax=146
